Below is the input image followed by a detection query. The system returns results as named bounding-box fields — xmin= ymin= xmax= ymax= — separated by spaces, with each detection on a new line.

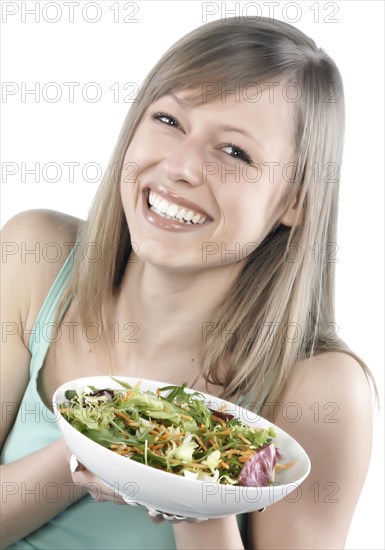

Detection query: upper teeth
xmin=148 ymin=191 xmax=207 ymax=224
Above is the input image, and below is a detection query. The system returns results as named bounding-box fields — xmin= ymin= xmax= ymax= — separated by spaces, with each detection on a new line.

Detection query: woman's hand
xmin=66 ymin=450 xmax=204 ymax=523
xmin=67 ymin=452 xmax=128 ymax=504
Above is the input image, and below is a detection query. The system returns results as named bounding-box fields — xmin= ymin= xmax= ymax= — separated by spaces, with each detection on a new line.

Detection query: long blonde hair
xmin=58 ymin=17 xmax=377 ymax=418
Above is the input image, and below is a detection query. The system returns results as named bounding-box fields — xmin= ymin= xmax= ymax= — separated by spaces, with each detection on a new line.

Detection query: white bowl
xmin=53 ymin=376 xmax=311 ymax=519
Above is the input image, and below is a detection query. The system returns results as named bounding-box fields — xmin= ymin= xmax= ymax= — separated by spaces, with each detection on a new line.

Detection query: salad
xmin=59 ymin=379 xmax=294 ymax=486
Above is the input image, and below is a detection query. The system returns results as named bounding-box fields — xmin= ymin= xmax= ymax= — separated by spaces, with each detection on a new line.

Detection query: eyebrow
xmin=219 ymin=125 xmax=253 ymax=140
xmin=169 ymin=93 xmax=194 ymax=107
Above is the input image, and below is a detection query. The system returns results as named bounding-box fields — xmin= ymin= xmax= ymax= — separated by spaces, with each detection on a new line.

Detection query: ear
xmin=279 ymin=190 xmax=304 ymax=227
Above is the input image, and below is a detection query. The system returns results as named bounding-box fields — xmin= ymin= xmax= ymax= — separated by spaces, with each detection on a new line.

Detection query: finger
xmin=147 ymin=509 xmax=165 ymax=524
xmin=146 ymin=509 xmax=199 ymax=524
xmin=121 ymin=495 xmax=139 ymax=506
xmin=185 ymin=517 xmax=205 ymax=524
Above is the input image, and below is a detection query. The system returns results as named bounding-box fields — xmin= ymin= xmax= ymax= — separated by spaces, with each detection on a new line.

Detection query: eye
xmin=222 ymin=143 xmax=253 ymax=165
xmin=151 ymin=111 xmax=182 ymax=129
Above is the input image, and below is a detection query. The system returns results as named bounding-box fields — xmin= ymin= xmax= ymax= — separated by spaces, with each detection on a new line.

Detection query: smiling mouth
xmin=145 ymin=189 xmax=209 ymax=225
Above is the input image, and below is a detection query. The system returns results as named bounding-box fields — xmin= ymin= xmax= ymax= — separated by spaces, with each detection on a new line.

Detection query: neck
xmin=106 ymin=255 xmax=244 ymax=381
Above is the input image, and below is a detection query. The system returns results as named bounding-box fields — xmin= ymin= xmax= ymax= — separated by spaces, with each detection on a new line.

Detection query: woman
xmin=0 ymin=16 xmax=375 ymax=550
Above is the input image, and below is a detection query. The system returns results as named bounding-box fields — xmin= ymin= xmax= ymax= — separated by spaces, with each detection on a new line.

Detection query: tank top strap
xmin=28 ymin=246 xmax=76 ymax=365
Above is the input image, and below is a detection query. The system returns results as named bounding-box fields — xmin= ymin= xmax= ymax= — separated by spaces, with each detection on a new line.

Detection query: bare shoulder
xmin=1 ymin=208 xmax=81 ymax=247
xmin=280 ymin=350 xmax=373 ymax=414
xmin=251 ymin=351 xmax=373 ymax=549
xmin=1 ymin=209 xmax=83 ymax=346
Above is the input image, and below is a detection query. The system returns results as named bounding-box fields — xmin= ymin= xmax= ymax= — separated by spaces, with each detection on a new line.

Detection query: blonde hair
xmin=59 ymin=16 xmax=377 ymax=418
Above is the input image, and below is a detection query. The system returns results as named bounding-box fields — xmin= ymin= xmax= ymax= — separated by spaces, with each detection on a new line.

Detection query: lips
xmin=140 ymin=183 xmax=214 ymax=232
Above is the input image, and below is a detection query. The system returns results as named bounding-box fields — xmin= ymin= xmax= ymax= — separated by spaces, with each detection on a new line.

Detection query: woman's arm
xmin=1 ymin=210 xmax=82 ymax=548
xmin=250 ymin=351 xmax=373 ymax=549
xmin=1 ymin=439 xmax=85 ymax=549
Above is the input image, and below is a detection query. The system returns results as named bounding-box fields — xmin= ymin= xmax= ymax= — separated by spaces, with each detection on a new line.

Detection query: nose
xmin=162 ymin=135 xmax=205 ymax=188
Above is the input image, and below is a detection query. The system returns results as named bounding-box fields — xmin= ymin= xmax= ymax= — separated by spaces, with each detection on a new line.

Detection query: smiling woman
xmin=0 ymin=14 xmax=377 ymax=550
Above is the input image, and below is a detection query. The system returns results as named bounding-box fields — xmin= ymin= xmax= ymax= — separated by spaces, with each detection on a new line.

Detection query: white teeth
xmin=184 ymin=210 xmax=194 ymax=222
xmin=159 ymin=199 xmax=169 ymax=212
xmin=166 ymin=204 xmax=179 ymax=217
xmin=175 ymin=208 xmax=186 ymax=220
xmin=147 ymin=190 xmax=207 ymax=225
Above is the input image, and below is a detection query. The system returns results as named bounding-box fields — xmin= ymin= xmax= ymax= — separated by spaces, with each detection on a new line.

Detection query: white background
xmin=1 ymin=1 xmax=384 ymax=548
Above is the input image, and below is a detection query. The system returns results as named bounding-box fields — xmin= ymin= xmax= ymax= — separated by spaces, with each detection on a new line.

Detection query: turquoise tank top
xmin=1 ymin=249 xmax=248 ymax=549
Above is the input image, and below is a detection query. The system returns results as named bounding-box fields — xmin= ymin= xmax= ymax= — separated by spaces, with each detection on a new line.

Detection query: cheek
xmin=220 ymin=184 xmax=271 ymax=228
xmin=122 ymin=138 xmax=148 ymax=176
xmin=122 ymin=125 xmax=169 ymax=174
xmin=217 ymin=179 xmax=285 ymax=248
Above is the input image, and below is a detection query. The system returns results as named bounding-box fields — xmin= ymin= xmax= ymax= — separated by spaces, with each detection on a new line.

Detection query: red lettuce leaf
xmin=239 ymin=443 xmax=282 ymax=487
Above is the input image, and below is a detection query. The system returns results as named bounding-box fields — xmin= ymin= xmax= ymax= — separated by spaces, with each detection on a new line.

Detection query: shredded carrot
xmin=150 ymin=443 xmax=166 ymax=452
xmin=207 ymin=437 xmax=219 ymax=449
xmin=212 ymin=415 xmax=226 ymax=428
xmin=238 ymin=451 xmax=254 ymax=463
xmin=123 ymin=390 xmax=134 ymax=401
xmin=215 ymin=429 xmax=232 ymax=437
xmin=194 ymin=434 xmax=208 ymax=451
xmin=132 ymin=446 xmax=144 ymax=454
xmin=237 ymin=434 xmax=252 ymax=445
xmin=275 ymin=460 xmax=296 ymax=472
xmin=223 ymin=449 xmax=242 ymax=456
xmin=115 ymin=411 xmax=140 ymax=427
xmin=169 ymin=433 xmax=184 ymax=440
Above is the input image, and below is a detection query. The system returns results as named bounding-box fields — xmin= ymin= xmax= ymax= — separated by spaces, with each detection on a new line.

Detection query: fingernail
xmin=122 ymin=496 xmax=139 ymax=506
xmin=69 ymin=454 xmax=80 ymax=473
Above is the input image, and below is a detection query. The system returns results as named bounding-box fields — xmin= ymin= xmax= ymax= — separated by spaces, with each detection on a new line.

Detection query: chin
xmin=131 ymin=241 xmax=199 ymax=272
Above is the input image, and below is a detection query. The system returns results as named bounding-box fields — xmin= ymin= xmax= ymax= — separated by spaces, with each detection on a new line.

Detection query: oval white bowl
xmin=53 ymin=376 xmax=311 ymax=519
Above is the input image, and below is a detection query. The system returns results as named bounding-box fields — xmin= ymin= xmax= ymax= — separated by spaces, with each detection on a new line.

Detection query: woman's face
xmin=120 ymin=85 xmax=298 ymax=271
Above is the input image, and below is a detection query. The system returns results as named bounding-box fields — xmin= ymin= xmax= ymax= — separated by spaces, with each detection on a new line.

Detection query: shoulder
xmin=281 ymin=351 xmax=372 ymax=406
xmin=1 ymin=208 xmax=81 ymax=245
xmin=1 ymin=208 xmax=82 ymax=277
xmin=1 ymin=209 xmax=83 ymax=346
xmin=277 ymin=351 xmax=373 ymax=425
xmin=273 ymin=351 xmax=373 ymax=463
